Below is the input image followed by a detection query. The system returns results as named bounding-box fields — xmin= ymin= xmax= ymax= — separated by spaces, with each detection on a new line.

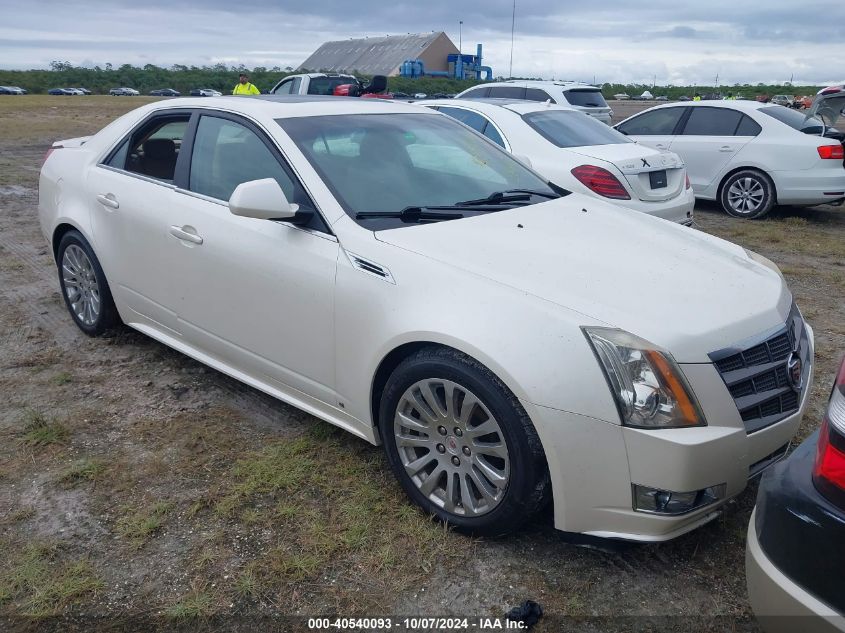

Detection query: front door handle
xmin=719 ymin=146 xmax=735 ymax=152
xmin=96 ymin=193 xmax=119 ymax=209
xmin=169 ymin=225 xmax=203 ymax=245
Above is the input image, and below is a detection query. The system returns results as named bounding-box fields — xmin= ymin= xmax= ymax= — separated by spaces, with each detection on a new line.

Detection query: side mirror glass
xmin=228 ymin=178 xmax=298 ymax=220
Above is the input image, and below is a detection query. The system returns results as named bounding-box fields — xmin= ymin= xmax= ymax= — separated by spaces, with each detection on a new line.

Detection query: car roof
xmin=645 ymin=99 xmax=768 ymax=112
xmin=466 ymin=80 xmax=600 ymax=90
xmin=138 ymin=94 xmax=430 ymax=119
xmin=421 ymin=98 xmax=579 ymax=115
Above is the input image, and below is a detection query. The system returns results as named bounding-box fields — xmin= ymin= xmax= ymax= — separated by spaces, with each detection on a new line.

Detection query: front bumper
xmin=528 ymin=324 xmax=813 ymax=541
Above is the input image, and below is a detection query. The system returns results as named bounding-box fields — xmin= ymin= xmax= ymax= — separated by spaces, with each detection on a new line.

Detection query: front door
xmin=168 ymin=112 xmax=339 ymax=403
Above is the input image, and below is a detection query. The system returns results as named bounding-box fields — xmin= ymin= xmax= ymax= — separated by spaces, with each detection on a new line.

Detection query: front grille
xmin=710 ymin=304 xmax=810 ymax=434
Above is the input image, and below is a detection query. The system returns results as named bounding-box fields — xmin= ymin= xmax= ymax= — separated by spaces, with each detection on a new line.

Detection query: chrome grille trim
xmin=710 ymin=304 xmax=810 ymax=434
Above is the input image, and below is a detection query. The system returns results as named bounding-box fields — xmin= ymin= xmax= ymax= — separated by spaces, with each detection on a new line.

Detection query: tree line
xmin=0 ymin=62 xmax=821 ymax=99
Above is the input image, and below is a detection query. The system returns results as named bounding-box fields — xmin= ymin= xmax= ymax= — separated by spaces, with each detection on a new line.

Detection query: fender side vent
xmin=346 ymin=251 xmax=395 ymax=284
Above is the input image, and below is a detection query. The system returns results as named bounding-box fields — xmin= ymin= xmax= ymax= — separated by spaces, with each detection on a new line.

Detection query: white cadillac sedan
xmin=421 ymin=98 xmax=695 ymax=225
xmin=615 ymin=100 xmax=845 ymax=218
xmin=39 ymin=96 xmax=814 ymax=541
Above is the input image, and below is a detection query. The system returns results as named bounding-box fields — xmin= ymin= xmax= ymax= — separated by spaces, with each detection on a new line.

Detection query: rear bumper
xmin=623 ymin=187 xmax=695 ymax=224
xmin=747 ymin=508 xmax=845 ymax=632
xmin=771 ymin=168 xmax=845 ymax=205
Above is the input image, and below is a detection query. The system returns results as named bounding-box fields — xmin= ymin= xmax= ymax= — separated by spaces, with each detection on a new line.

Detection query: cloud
xmin=2 ymin=0 xmax=843 ymax=85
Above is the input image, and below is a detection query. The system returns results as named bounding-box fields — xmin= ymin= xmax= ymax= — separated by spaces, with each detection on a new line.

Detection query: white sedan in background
xmin=616 ymin=100 xmax=845 ymax=218
xmin=39 ymin=96 xmax=812 ymax=541
xmin=422 ymin=99 xmax=695 ymax=225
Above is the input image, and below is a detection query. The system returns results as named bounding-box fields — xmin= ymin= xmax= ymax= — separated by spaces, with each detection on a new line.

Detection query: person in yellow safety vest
xmin=233 ymin=73 xmax=260 ymax=95
xmin=693 ymin=93 xmax=701 ymax=101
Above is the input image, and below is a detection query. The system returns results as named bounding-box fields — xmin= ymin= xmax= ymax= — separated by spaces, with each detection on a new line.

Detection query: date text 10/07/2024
xmin=307 ymin=617 xmax=527 ymax=630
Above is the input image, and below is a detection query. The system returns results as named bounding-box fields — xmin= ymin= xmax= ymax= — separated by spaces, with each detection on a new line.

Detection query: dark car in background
xmin=747 ymin=354 xmax=845 ymax=632
xmin=149 ymin=88 xmax=181 ymax=97
xmin=0 ymin=86 xmax=27 ymax=95
xmin=48 ymin=88 xmax=74 ymax=95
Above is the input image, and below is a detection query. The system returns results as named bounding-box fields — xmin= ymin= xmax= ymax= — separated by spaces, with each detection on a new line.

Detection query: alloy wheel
xmin=393 ymin=378 xmax=510 ymax=516
xmin=62 ymin=244 xmax=101 ymax=326
xmin=727 ymin=177 xmax=765 ymax=214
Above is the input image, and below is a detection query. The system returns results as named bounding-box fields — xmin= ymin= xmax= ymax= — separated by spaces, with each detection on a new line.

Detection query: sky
xmin=2 ymin=0 xmax=844 ymax=85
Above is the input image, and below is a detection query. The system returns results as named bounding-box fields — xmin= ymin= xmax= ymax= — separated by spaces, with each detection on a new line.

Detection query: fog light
xmin=632 ymin=483 xmax=726 ymax=515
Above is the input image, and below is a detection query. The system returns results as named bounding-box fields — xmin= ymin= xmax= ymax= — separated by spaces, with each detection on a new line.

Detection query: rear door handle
xmin=96 ymin=193 xmax=119 ymax=209
xmin=719 ymin=146 xmax=735 ymax=152
xmin=169 ymin=225 xmax=203 ymax=245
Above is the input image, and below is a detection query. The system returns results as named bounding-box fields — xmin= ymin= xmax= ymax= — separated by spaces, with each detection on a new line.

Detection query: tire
xmin=379 ymin=346 xmax=550 ymax=536
xmin=56 ymin=230 xmax=120 ymax=336
xmin=720 ymin=169 xmax=775 ymax=219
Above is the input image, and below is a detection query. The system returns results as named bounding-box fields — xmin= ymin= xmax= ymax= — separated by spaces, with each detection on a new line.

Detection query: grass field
xmin=0 ymin=95 xmax=843 ymax=632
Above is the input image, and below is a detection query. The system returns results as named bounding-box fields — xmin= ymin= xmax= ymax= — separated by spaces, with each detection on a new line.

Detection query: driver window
xmin=189 ymin=115 xmax=297 ymax=203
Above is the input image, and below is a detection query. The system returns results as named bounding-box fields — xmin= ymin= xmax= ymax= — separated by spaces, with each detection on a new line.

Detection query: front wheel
xmin=379 ymin=347 xmax=549 ymax=536
xmin=720 ymin=169 xmax=775 ymax=219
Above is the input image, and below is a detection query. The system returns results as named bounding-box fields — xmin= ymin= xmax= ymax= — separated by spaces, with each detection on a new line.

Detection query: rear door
xmin=616 ymin=106 xmax=686 ymax=152
xmin=669 ymin=107 xmax=759 ymax=192
xmin=90 ymin=110 xmax=193 ymax=333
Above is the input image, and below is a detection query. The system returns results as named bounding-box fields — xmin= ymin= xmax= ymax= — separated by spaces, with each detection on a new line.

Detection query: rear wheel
xmin=720 ymin=169 xmax=775 ymax=219
xmin=379 ymin=347 xmax=549 ymax=536
xmin=56 ymin=230 xmax=119 ymax=336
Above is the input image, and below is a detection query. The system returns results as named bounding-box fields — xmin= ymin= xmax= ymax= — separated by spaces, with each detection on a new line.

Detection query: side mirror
xmin=228 ymin=178 xmax=299 ymax=221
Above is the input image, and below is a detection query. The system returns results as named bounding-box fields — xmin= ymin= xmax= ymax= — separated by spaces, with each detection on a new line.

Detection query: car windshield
xmin=563 ymin=89 xmax=608 ymax=108
xmin=522 ymin=110 xmax=631 ymax=148
xmin=759 ymin=105 xmax=827 ymax=135
xmin=277 ymin=113 xmax=559 ymax=229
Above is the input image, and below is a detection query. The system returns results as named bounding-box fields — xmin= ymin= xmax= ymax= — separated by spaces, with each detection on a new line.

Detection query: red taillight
xmin=570 ymin=165 xmax=630 ymax=200
xmin=812 ymin=356 xmax=845 ymax=507
xmin=818 ymin=145 xmax=844 ymax=160
xmin=44 ymin=146 xmax=61 ymax=162
xmin=685 ymin=173 xmax=691 ymax=190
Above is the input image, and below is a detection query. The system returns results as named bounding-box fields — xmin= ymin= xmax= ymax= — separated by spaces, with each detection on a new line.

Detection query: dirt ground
xmin=0 ymin=96 xmax=843 ymax=633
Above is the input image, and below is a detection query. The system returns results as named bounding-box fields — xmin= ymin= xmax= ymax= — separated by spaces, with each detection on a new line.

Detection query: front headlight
xmin=583 ymin=327 xmax=705 ymax=428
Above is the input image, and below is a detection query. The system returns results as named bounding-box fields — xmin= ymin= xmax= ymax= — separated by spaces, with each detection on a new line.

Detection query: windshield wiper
xmin=356 ymin=206 xmax=467 ymax=223
xmin=456 ymin=188 xmax=560 ymax=206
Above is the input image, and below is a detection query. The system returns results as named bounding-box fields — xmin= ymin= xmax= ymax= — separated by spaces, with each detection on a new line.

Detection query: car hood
xmin=375 ymin=194 xmax=791 ymax=363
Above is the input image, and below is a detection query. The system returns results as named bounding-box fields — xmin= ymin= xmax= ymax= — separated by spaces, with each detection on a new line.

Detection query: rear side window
xmin=489 ymin=86 xmax=526 ymax=99
xmin=736 ymin=115 xmax=762 ymax=136
xmin=563 ymin=89 xmax=608 ymax=108
xmin=758 ymin=105 xmax=825 ymax=134
xmin=525 ymin=88 xmax=555 ymax=103
xmin=460 ymin=86 xmax=490 ymax=99
xmin=436 ymin=107 xmax=506 ymax=148
xmin=107 ymin=115 xmax=190 ymax=182
xmin=682 ymin=107 xmax=743 ymax=135
xmin=436 ymin=106 xmax=487 ymax=133
xmin=617 ymin=107 xmax=685 ymax=135
xmin=189 ymin=115 xmax=297 ymax=203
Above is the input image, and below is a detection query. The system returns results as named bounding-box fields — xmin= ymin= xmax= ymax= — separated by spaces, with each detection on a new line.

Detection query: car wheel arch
xmin=52 ymin=222 xmax=85 ymax=261
xmin=717 ymin=166 xmax=778 ymax=205
xmin=369 ymin=340 xmax=529 ymax=441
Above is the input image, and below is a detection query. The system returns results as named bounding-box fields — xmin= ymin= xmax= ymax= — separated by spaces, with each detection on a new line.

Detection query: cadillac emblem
xmin=786 ymin=352 xmax=803 ymax=391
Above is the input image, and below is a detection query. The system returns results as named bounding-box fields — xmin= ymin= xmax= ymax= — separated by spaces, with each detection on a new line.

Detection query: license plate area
xmin=649 ymin=170 xmax=667 ymax=189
